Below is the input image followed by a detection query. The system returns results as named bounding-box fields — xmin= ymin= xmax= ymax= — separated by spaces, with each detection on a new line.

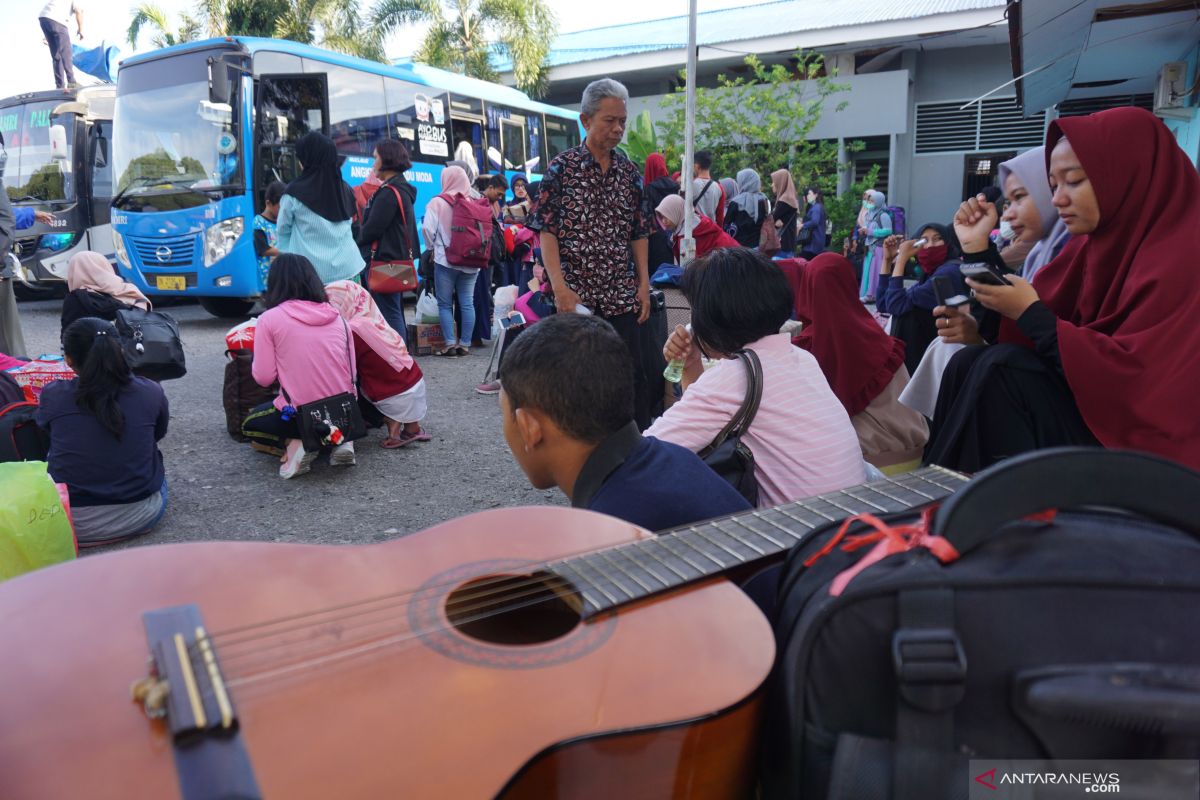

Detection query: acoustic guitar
xmin=0 ymin=467 xmax=967 ymax=799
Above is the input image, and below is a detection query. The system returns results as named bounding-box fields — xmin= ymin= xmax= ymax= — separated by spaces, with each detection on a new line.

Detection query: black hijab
xmin=285 ymin=132 xmax=355 ymax=222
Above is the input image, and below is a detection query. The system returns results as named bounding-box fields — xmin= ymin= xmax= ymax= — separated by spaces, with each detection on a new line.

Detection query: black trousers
xmin=39 ymin=18 xmax=74 ymax=89
xmin=924 ymin=344 xmax=1099 ymax=472
xmin=602 ymin=311 xmax=651 ymax=431
xmin=241 ymin=402 xmax=299 ymax=449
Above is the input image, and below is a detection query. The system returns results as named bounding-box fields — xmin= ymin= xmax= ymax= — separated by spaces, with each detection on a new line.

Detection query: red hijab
xmin=1001 ymin=107 xmax=1200 ymax=469
xmin=791 ymin=254 xmax=907 ymax=417
xmin=644 ymin=153 xmax=668 ymax=185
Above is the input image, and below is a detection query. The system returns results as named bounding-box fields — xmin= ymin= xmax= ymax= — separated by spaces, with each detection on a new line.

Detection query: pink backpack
xmin=438 ymin=193 xmax=493 ymax=268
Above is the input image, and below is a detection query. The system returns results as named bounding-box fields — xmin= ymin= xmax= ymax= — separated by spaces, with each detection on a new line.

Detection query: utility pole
xmin=679 ymin=0 xmax=698 ymax=265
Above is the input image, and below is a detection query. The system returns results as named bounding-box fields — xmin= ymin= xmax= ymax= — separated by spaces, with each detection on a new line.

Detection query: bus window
xmin=526 ymin=114 xmax=544 ymax=175
xmin=385 ymin=78 xmax=450 ymax=164
xmin=305 ymin=62 xmax=387 ymax=157
xmin=486 ymin=104 xmax=527 ymax=174
xmin=545 ymin=116 xmax=581 ymax=160
xmin=256 ymin=73 xmax=327 ymax=190
xmin=91 ymin=120 xmax=113 ymax=199
xmin=449 ymin=95 xmax=484 ymax=175
xmin=501 ymin=118 xmax=525 ymax=172
xmin=253 ymin=51 xmax=302 ymax=75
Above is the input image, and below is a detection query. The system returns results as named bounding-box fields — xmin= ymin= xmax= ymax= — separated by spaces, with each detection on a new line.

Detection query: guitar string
xmin=189 ymin=473 xmax=965 ymax=662
xmin=205 ymin=475 xmax=967 ymax=685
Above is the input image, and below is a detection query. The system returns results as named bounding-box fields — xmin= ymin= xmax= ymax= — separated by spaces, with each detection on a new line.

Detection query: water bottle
xmin=662 ymin=324 xmax=692 ymax=383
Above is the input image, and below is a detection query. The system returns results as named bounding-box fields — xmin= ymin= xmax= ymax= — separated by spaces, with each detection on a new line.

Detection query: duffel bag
xmin=222 ymin=349 xmax=276 ymax=442
xmin=114 ymin=307 xmax=187 ymax=381
xmin=0 ymin=400 xmax=49 ymax=462
xmin=762 ymin=448 xmax=1200 ymax=800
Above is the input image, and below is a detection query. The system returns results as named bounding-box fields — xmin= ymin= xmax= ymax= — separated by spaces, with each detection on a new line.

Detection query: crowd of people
xmin=1 ymin=72 xmax=1196 ymax=553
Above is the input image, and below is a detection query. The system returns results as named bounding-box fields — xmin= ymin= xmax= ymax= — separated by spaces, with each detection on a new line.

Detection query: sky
xmin=1 ymin=0 xmax=751 ymax=100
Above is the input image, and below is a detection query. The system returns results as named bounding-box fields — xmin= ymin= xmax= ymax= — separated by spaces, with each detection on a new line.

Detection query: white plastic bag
xmin=416 ymin=289 xmax=439 ymax=323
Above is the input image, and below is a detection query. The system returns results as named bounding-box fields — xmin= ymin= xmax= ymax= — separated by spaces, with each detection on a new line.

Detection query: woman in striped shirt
xmin=646 ymin=248 xmax=865 ymax=507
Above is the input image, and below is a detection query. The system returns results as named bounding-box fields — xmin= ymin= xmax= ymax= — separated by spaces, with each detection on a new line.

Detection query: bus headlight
xmin=38 ymin=232 xmax=76 ymax=252
xmin=113 ymin=230 xmax=130 ymax=267
xmin=204 ymin=217 xmax=244 ymax=267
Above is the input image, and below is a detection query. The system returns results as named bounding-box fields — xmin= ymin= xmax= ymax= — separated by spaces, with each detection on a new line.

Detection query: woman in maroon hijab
xmin=793 ymin=254 xmax=929 ymax=470
xmin=926 ymin=107 xmax=1200 ymax=471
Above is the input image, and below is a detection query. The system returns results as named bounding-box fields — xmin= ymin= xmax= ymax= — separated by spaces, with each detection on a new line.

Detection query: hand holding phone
xmin=500 ymin=312 xmax=527 ymax=329
xmin=959 ymin=262 xmax=1012 ymax=287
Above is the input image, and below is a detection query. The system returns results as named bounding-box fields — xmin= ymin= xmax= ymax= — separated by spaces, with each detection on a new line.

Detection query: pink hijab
xmin=429 ymin=165 xmax=471 ymax=232
xmin=67 ymin=250 xmax=150 ymax=309
xmin=325 ymin=281 xmax=414 ymax=373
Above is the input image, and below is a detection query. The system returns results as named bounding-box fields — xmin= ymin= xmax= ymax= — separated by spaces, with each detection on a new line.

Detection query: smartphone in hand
xmin=959 ymin=262 xmax=1012 ymax=287
xmin=932 ymin=276 xmax=969 ymax=308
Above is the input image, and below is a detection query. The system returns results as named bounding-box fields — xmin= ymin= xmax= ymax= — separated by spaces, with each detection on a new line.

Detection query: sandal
xmin=455 ymin=346 xmax=470 ymax=356
xmin=380 ymin=434 xmax=418 ymax=449
xmin=433 ymin=347 xmax=457 ymax=357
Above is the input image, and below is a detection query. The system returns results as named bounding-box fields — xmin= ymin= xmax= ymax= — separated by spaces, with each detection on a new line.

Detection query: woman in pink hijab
xmin=61 ymin=250 xmax=150 ymax=334
xmin=420 ymin=165 xmax=480 ymax=356
xmin=326 ymin=280 xmax=430 ymax=448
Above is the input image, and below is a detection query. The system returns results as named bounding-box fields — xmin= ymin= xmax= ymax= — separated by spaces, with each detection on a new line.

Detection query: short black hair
xmin=374 ymin=139 xmax=412 ymax=173
xmin=804 ymin=186 xmax=823 ymax=201
xmin=265 ymin=180 xmax=286 ymax=207
xmin=694 ymin=150 xmax=712 ymax=170
xmin=499 ymin=314 xmax=634 ymax=443
xmin=681 ymin=247 xmax=792 ymax=355
xmin=264 ymin=253 xmax=327 ymax=309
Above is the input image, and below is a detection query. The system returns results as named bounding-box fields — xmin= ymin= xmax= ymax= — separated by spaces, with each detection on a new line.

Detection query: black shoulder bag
xmin=281 ymin=319 xmax=367 ymax=451
xmin=697 ymin=349 xmax=763 ymax=506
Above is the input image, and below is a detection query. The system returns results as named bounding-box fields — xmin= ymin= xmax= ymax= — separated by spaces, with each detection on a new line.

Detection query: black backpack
xmin=0 ymin=400 xmax=49 ymax=462
xmin=762 ymin=448 xmax=1200 ymax=799
xmin=114 ymin=307 xmax=187 ymax=382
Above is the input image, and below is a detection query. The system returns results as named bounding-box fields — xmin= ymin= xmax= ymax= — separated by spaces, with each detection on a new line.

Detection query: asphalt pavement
xmin=15 ymin=298 xmax=565 ymax=553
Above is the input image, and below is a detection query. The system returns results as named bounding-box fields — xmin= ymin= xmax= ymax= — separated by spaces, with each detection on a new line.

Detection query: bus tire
xmin=199 ymin=297 xmax=257 ymax=318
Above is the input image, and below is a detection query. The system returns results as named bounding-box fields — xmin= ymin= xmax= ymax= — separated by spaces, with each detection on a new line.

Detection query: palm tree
xmin=127 ymin=3 xmax=203 ymax=49
xmin=273 ymin=0 xmax=387 ymax=61
xmin=372 ymin=0 xmax=557 ymax=96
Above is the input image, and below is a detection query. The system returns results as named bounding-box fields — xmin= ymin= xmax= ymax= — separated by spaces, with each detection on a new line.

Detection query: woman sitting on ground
xmin=326 ymin=281 xmax=430 ymax=449
xmin=654 ymin=194 xmax=740 ymax=263
xmin=36 ymin=317 xmax=169 ymax=546
xmin=242 ymin=254 xmax=357 ymax=479
xmin=646 ymin=248 xmax=865 ymax=507
xmin=926 ymin=107 xmax=1200 ymax=472
xmin=794 ymin=254 xmax=928 ymax=471
xmin=60 ymin=250 xmax=150 ymax=334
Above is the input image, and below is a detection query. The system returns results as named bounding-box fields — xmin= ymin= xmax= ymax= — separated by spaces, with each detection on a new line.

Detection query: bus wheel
xmin=199 ymin=297 xmax=257 ymax=318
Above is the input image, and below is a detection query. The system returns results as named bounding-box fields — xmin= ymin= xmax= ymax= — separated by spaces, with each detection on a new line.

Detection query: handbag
xmin=366 ymin=184 xmax=418 ymax=295
xmin=759 ymin=202 xmax=782 ymax=257
xmin=697 ymin=349 xmax=762 ymax=506
xmin=113 ymin=307 xmax=187 ymax=381
xmin=280 ymin=320 xmax=367 ymax=451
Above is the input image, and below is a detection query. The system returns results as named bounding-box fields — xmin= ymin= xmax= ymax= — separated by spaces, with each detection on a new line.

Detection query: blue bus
xmin=110 ymin=37 xmax=581 ymax=317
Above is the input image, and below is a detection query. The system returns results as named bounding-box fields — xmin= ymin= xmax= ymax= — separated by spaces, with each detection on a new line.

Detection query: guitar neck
xmin=549 ymin=466 xmax=970 ymax=619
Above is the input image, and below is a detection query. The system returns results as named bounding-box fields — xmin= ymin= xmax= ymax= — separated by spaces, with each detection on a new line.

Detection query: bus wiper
xmin=111 ymin=177 xmax=213 ymax=209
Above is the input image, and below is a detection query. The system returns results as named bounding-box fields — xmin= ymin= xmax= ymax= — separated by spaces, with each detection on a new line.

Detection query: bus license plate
xmin=156 ymin=276 xmax=187 ymax=291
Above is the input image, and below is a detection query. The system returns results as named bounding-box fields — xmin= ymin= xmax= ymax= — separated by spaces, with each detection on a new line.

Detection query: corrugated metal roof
xmin=494 ymin=0 xmax=1006 ymax=72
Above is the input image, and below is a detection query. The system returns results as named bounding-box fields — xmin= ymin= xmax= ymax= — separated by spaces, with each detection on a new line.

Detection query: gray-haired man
xmin=528 ymin=78 xmax=654 ymax=428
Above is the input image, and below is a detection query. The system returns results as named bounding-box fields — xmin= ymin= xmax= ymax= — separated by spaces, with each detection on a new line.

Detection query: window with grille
xmin=915 ymin=97 xmax=1046 ymax=155
xmin=1056 ymin=94 xmax=1153 ymax=118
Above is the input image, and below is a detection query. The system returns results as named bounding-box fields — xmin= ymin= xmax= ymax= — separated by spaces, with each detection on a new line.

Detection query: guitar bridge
xmin=132 ymin=604 xmax=238 ymax=743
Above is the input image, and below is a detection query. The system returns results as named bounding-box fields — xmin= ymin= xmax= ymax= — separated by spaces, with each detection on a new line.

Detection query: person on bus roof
xmin=276 ymin=132 xmax=363 ymax=286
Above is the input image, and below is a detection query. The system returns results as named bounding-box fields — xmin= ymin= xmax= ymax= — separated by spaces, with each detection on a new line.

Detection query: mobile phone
xmin=959 ymin=262 xmax=1012 ymax=287
xmin=931 ymin=276 xmax=969 ymax=308
xmin=500 ymin=312 xmax=527 ymax=329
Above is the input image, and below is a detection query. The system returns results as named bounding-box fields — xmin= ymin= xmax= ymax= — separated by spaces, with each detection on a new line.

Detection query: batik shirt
xmin=528 ymin=143 xmax=651 ymax=318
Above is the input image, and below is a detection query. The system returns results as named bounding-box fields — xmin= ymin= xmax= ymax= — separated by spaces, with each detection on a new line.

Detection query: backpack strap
xmin=370 ymin=182 xmax=412 ymax=260
xmin=692 ymin=179 xmax=715 ymax=208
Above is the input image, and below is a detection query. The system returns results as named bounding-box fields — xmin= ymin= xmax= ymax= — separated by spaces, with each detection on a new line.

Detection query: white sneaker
xmin=279 ymin=441 xmax=316 ymax=479
xmin=330 ymin=441 xmax=357 ymax=466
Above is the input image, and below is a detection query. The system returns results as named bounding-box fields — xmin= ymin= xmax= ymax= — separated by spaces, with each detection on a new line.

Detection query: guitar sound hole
xmin=446 ymin=572 xmax=582 ymax=645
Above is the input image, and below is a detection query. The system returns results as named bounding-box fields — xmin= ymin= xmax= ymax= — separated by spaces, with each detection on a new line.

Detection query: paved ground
xmin=16 ymin=298 xmax=565 ymax=553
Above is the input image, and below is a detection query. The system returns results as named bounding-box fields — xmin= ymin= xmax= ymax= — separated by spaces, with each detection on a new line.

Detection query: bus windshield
xmin=0 ymin=101 xmax=74 ymax=204
xmin=113 ymin=49 xmax=243 ymax=211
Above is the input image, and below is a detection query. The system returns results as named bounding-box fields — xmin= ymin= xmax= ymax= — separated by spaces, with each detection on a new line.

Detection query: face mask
xmin=862 ymin=201 xmax=875 ymax=211
xmin=916 ymin=245 xmax=949 ymax=269
xmin=999 ymin=220 xmax=1015 ymax=241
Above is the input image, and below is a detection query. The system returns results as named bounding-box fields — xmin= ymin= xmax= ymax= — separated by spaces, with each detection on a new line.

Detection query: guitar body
xmin=0 ymin=507 xmax=775 ymax=799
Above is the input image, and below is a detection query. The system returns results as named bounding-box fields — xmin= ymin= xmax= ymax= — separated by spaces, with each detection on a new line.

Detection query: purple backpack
xmin=438 ymin=193 xmax=492 ymax=269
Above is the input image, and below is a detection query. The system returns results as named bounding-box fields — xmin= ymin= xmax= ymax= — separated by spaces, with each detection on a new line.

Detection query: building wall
xmin=1163 ymin=43 xmax=1200 ymax=166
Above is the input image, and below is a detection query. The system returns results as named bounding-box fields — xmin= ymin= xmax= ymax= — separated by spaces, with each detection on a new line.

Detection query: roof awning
xmin=1009 ymin=0 xmax=1200 ymax=114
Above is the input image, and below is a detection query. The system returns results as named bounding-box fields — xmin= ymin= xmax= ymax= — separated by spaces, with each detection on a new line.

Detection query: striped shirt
xmin=646 ymin=332 xmax=865 ymax=508
xmin=276 ymin=194 xmax=364 ymax=285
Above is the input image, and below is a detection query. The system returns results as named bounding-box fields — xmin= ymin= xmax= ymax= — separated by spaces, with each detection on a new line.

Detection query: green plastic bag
xmin=0 ymin=462 xmax=77 ymax=581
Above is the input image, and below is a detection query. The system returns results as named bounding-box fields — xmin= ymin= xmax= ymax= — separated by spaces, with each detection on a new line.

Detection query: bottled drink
xmin=663 ymin=358 xmax=685 ymax=383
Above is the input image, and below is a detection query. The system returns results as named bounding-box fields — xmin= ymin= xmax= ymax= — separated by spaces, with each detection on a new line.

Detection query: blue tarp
xmin=71 ymin=42 xmax=120 ymax=83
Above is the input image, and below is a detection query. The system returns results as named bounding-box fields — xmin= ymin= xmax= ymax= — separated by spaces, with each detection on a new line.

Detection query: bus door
xmin=255 ymin=73 xmax=328 ymax=202
xmin=448 ymin=95 xmax=484 ymax=176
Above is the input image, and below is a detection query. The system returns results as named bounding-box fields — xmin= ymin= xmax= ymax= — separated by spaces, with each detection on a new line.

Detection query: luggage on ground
xmin=114 ymin=307 xmax=187 ymax=381
xmin=223 ymin=349 xmax=276 ymax=442
xmin=0 ymin=461 xmax=76 ymax=581
xmin=763 ymin=447 xmax=1200 ymax=800
xmin=0 ymin=400 xmax=49 ymax=462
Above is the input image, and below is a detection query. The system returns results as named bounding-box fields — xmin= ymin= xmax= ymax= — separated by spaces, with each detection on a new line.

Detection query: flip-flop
xmin=380 ymin=435 xmax=417 ymax=449
xmin=406 ymin=430 xmax=432 ymax=442
xmin=433 ymin=348 xmax=457 ymax=357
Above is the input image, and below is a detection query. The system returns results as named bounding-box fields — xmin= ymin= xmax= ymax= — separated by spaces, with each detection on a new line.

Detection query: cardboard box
xmin=412 ymin=323 xmax=446 ymax=356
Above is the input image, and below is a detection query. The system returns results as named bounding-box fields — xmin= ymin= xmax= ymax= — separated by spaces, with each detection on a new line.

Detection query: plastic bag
xmin=416 ymin=289 xmax=440 ymax=324
xmin=0 ymin=462 xmax=77 ymax=582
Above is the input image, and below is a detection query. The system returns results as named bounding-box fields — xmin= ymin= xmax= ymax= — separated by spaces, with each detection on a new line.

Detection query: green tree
xmin=372 ymin=0 xmax=557 ymax=96
xmin=127 ymin=4 xmax=203 ymax=49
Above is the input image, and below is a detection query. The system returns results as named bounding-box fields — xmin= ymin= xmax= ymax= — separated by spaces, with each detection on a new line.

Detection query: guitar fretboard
xmin=548 ymin=466 xmax=969 ymax=619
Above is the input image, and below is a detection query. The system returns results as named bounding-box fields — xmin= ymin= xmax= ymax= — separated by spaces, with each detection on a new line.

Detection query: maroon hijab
xmin=792 ymin=254 xmax=907 ymax=417
xmin=1001 ymin=107 xmax=1200 ymax=468
xmin=644 ymin=153 xmax=668 ymax=186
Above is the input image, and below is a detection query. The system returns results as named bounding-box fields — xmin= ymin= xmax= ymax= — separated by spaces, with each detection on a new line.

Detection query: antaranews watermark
xmin=968 ymin=760 xmax=1198 ymax=799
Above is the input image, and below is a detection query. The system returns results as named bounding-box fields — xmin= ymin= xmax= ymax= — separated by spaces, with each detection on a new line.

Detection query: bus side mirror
xmin=49 ymin=125 xmax=68 ymax=161
xmin=94 ymin=135 xmax=108 ymax=168
xmin=209 ymin=57 xmax=232 ymax=105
